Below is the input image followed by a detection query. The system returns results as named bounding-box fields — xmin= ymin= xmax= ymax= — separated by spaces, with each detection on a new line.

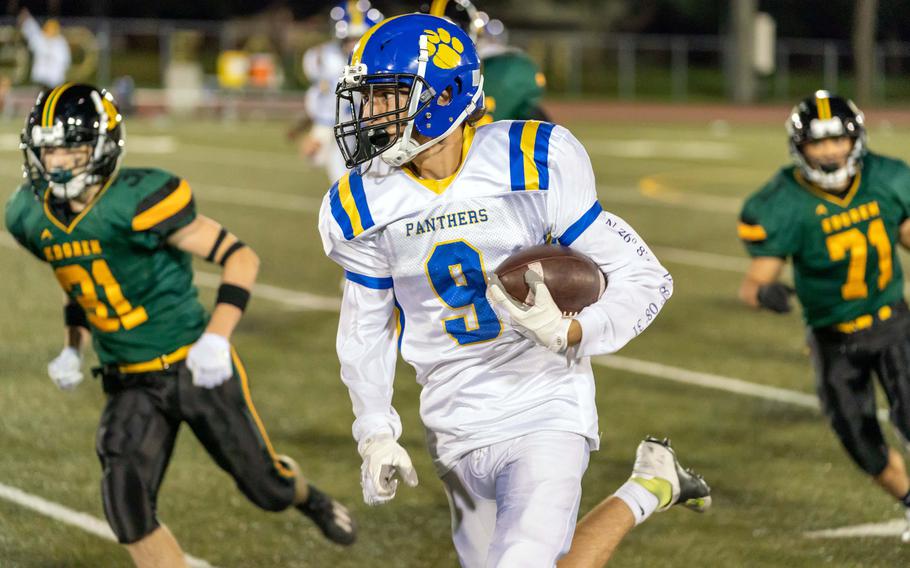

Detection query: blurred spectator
xmin=18 ymin=8 xmax=71 ymax=90
xmin=112 ymin=75 xmax=135 ymax=116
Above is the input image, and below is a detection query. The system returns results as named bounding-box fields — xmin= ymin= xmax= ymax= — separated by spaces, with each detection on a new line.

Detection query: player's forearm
xmin=574 ymin=269 xmax=673 ymax=357
xmin=206 ymin=247 xmax=259 ymax=338
xmin=64 ymin=325 xmax=90 ymax=351
xmin=569 ymin=220 xmax=673 ymax=357
xmin=738 ymin=278 xmax=761 ymax=308
xmin=337 ymin=281 xmax=402 ymax=443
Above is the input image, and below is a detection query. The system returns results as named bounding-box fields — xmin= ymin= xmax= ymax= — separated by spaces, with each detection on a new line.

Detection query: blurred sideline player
xmin=739 ymin=91 xmax=910 ymax=541
xmin=290 ymin=1 xmax=382 ymax=183
xmin=17 ymin=7 xmax=71 ymax=90
xmin=319 ymin=14 xmax=706 ymax=566
xmin=428 ymin=0 xmax=549 ymax=121
xmin=6 ymin=85 xmax=355 ymax=567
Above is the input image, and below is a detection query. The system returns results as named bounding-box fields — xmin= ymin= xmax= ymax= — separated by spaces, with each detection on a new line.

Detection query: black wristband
xmin=216 ymin=283 xmax=251 ymax=312
xmin=757 ymin=283 xmax=793 ymax=314
xmin=218 ymin=241 xmax=246 ymax=266
xmin=206 ymin=228 xmax=228 ymax=263
xmin=64 ymin=301 xmax=89 ymax=328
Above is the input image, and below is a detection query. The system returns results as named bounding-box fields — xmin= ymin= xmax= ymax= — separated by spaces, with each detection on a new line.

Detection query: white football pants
xmin=441 ymin=431 xmax=590 ymax=568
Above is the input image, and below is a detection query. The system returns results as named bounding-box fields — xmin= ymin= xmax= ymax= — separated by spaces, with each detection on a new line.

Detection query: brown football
xmin=493 ymin=245 xmax=607 ymax=315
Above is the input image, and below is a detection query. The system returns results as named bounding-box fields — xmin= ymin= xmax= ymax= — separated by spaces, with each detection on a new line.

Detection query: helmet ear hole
xmin=438 ymin=87 xmax=453 ymax=107
xmin=454 ymin=76 xmax=464 ymax=94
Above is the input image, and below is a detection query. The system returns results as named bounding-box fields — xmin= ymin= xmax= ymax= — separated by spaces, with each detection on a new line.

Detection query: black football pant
xmin=808 ymin=307 xmax=910 ymax=476
xmin=95 ymin=352 xmax=296 ymax=544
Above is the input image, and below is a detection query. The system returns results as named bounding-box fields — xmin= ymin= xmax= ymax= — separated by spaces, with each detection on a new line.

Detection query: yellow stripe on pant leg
xmin=231 ymin=347 xmax=295 ymax=478
xmin=520 ymin=121 xmax=541 ymax=190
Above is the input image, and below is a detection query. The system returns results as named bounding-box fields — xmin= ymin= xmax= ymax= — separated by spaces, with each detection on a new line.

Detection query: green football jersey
xmin=5 ymin=168 xmax=207 ymax=364
xmin=739 ymin=152 xmax=910 ymax=328
xmin=481 ymin=49 xmax=546 ymax=121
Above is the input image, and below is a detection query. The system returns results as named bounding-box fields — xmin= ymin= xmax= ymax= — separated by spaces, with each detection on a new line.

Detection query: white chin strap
xmin=49 ymin=171 xmax=91 ymax=200
xmin=803 ymin=165 xmax=853 ymax=190
xmin=380 ymin=33 xmax=485 ymax=168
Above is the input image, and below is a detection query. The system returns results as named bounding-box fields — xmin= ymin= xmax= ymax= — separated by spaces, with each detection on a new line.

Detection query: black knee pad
xmin=99 ymin=456 xmax=160 ymax=544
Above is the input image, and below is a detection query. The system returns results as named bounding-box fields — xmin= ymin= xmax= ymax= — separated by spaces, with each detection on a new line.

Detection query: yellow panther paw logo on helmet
xmin=424 ymin=28 xmax=463 ymax=69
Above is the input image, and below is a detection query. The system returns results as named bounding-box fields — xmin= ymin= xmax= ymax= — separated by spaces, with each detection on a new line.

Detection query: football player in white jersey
xmin=318 ymin=14 xmax=693 ymax=567
xmin=291 ymin=1 xmax=382 ymax=183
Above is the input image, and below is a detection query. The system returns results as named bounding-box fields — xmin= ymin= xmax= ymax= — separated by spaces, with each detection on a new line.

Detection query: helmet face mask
xmin=787 ymin=91 xmax=866 ymax=192
xmin=21 ymin=85 xmax=124 ymax=200
xmin=334 ymin=14 xmax=484 ymax=169
xmin=335 ymin=73 xmax=437 ymax=167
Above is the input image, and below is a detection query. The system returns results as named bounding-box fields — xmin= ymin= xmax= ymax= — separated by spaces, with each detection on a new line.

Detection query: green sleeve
xmin=4 ymin=185 xmax=43 ymax=260
xmin=878 ymin=156 xmax=910 ymax=222
xmin=120 ymin=169 xmax=197 ymax=250
xmin=739 ymin=177 xmax=801 ymax=258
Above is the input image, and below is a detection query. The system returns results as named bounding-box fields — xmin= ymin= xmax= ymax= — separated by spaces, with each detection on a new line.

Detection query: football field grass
xmin=3 ymin=112 xmax=910 ymax=567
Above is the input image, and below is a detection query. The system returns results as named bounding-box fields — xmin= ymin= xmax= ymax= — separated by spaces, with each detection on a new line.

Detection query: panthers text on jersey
xmin=739 ymin=152 xmax=910 ymax=329
xmin=5 ymin=168 xmax=207 ymax=365
xmin=319 ymin=120 xmax=673 ymax=473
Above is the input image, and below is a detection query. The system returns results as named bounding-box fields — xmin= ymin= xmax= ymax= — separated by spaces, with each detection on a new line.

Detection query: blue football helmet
xmin=330 ymin=1 xmax=384 ymax=40
xmin=334 ymin=13 xmax=484 ymax=168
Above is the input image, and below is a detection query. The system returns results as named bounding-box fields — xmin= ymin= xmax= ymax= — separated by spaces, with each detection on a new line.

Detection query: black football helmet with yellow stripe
xmin=21 ymin=83 xmax=124 ymax=199
xmin=787 ymin=90 xmax=866 ymax=191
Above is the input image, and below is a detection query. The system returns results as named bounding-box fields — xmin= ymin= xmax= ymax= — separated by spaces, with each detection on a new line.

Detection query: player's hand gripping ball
xmin=492 ymin=244 xmax=606 ymax=315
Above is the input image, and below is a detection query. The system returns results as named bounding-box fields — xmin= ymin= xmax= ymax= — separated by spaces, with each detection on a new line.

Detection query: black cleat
xmin=297 ymin=485 xmax=357 ymax=545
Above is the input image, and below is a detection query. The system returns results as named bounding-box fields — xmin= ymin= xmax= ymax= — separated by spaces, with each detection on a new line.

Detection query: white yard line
xmin=0 ymin=482 xmax=217 ymax=568
xmin=193 ymin=183 xmax=323 ymax=213
xmin=193 ymin=271 xmax=341 ymax=312
xmin=592 ymin=354 xmax=820 ymax=409
xmin=803 ymin=518 xmax=907 ymax=539
xmin=587 ymin=139 xmax=741 ymax=161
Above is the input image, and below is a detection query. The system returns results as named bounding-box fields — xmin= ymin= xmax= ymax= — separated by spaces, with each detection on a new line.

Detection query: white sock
xmin=614 ymin=480 xmax=660 ymax=525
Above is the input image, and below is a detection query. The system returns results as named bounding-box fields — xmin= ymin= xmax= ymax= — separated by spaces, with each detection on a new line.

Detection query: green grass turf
xmin=3 ymin=115 xmax=910 ymax=566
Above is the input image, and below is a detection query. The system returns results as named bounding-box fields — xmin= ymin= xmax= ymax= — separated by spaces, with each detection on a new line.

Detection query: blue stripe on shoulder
xmin=534 ymin=123 xmax=555 ymax=190
xmin=558 ymin=201 xmax=603 ymax=246
xmin=508 ymin=122 xmax=525 ymax=191
xmin=329 ymin=181 xmax=355 ymax=240
xmin=345 ymin=270 xmax=393 ymax=289
xmin=349 ymin=170 xmax=375 ymax=231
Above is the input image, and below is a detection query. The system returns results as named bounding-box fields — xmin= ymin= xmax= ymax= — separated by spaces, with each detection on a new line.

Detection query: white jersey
xmin=22 ymin=16 xmax=70 ymax=87
xmin=302 ymin=41 xmax=347 ymax=128
xmin=302 ymin=40 xmax=349 ymax=182
xmin=318 ymin=120 xmax=673 ymax=474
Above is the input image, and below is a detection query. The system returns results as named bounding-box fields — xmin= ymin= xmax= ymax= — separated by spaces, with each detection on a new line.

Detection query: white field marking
xmin=0 ymin=134 xmax=177 ymax=154
xmin=136 ymin=142 xmax=316 ymax=173
xmin=804 ymin=518 xmax=907 ymax=539
xmin=125 ymin=135 xmax=178 ymax=154
xmin=0 ymin=231 xmax=340 ymax=312
xmin=598 ymin=183 xmax=742 ymax=214
xmin=193 ymin=183 xmax=323 ymax=213
xmin=593 ymin=355 xmax=891 ymax=422
xmin=193 ymin=271 xmax=341 ymax=312
xmin=0 ymin=482 xmax=217 ymax=568
xmin=587 ymin=139 xmax=741 ymax=161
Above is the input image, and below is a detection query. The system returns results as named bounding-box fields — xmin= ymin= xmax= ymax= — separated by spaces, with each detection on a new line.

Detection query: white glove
xmin=358 ymin=433 xmax=419 ymax=506
xmin=47 ymin=347 xmax=83 ymax=390
xmin=487 ymin=270 xmax=573 ymax=353
xmin=186 ymin=333 xmax=233 ymax=389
